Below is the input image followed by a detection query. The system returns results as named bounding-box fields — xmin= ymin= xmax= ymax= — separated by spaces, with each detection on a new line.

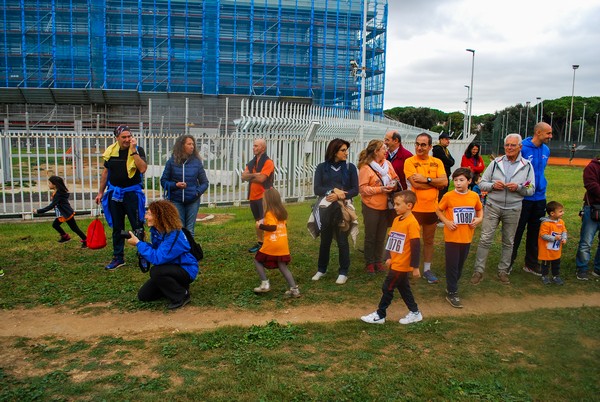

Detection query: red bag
xmin=86 ymin=216 xmax=107 ymax=250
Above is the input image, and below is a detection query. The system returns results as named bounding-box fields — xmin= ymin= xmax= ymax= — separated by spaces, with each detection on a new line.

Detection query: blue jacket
xmin=161 ymin=156 xmax=209 ymax=204
xmin=136 ymin=227 xmax=199 ymax=280
xmin=520 ymin=137 xmax=550 ymax=201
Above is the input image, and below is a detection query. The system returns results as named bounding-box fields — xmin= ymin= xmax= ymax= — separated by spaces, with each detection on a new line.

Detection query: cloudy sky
xmin=383 ymin=0 xmax=600 ymax=115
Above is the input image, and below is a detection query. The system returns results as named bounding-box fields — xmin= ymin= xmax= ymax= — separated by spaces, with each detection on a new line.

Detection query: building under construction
xmin=0 ymin=0 xmax=388 ymax=130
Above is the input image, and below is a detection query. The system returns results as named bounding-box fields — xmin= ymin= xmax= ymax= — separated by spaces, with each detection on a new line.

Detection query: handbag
xmin=585 ymin=194 xmax=600 ymax=222
xmin=86 ymin=208 xmax=107 ymax=249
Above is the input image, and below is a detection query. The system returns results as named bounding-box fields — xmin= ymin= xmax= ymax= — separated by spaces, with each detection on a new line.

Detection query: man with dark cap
xmin=432 ymin=132 xmax=455 ymax=200
xmin=95 ymin=125 xmax=147 ymax=270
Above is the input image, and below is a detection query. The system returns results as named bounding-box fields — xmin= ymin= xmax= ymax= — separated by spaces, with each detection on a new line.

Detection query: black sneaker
xmin=80 ymin=240 xmax=88 ymax=249
xmin=446 ymin=294 xmax=463 ymax=308
xmin=576 ymin=271 xmax=589 ymax=281
xmin=592 ymin=270 xmax=600 ymax=278
xmin=58 ymin=234 xmax=71 ymax=243
xmin=523 ymin=266 xmax=542 ymax=277
xmin=168 ymin=293 xmax=191 ymax=310
xmin=248 ymin=243 xmax=262 ymax=253
xmin=105 ymin=258 xmax=125 ymax=270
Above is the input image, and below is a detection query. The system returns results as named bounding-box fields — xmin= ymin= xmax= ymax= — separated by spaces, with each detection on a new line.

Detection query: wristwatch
xmin=427 ymin=177 xmax=432 ymax=183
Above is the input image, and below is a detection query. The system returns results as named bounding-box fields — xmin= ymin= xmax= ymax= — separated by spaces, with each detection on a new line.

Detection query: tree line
xmin=385 ymin=96 xmax=600 ymax=153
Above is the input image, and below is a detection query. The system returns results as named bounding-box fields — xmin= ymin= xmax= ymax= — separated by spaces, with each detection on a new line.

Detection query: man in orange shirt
xmin=242 ymin=139 xmax=275 ymax=252
xmin=404 ymin=133 xmax=448 ymax=284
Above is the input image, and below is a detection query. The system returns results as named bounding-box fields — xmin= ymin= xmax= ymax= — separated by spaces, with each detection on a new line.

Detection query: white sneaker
xmin=360 ymin=311 xmax=385 ymax=324
xmin=284 ymin=286 xmax=301 ymax=298
xmin=253 ymin=280 xmax=270 ymax=293
xmin=335 ymin=274 xmax=348 ymax=284
xmin=312 ymin=272 xmax=325 ymax=281
xmin=399 ymin=311 xmax=423 ymax=325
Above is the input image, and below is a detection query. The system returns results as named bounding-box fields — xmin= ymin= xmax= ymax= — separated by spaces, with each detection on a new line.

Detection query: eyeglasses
xmin=415 ymin=142 xmax=429 ymax=148
xmin=504 ymin=143 xmax=519 ymax=148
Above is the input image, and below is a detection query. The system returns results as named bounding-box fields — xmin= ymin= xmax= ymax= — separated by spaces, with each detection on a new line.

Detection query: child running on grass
xmin=539 ymin=201 xmax=567 ymax=285
xmin=33 ymin=175 xmax=87 ymax=248
xmin=435 ymin=168 xmax=483 ymax=308
xmin=252 ymin=187 xmax=300 ymax=298
xmin=361 ymin=190 xmax=423 ymax=325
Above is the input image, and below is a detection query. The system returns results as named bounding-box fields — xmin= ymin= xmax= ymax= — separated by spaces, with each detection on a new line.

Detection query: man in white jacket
xmin=470 ymin=134 xmax=535 ymax=285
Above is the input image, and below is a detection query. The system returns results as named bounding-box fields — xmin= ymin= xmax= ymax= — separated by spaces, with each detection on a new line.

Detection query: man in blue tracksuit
xmin=510 ymin=122 xmax=552 ymax=275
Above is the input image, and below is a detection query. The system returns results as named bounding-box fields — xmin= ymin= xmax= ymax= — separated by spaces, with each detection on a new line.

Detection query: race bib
xmin=385 ymin=231 xmax=406 ymax=254
xmin=546 ymin=231 xmax=561 ymax=251
xmin=453 ymin=207 xmax=475 ymax=224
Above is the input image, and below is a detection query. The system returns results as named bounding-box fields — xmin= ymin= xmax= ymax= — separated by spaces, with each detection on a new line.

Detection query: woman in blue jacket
xmin=160 ymin=135 xmax=209 ymax=236
xmin=127 ymin=200 xmax=199 ymax=310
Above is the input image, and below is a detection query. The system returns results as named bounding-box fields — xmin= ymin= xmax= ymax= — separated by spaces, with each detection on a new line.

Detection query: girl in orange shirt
xmin=252 ymin=188 xmax=300 ymax=297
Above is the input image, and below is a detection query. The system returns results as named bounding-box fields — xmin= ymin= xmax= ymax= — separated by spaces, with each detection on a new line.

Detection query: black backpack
xmin=181 ymin=228 xmax=204 ymax=261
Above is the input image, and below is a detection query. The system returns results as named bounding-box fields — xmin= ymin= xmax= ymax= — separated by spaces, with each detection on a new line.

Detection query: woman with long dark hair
xmin=461 ymin=142 xmax=485 ymax=187
xmin=311 ymin=138 xmax=359 ymax=285
xmin=127 ymin=200 xmax=199 ymax=310
xmin=160 ymin=135 xmax=209 ymax=236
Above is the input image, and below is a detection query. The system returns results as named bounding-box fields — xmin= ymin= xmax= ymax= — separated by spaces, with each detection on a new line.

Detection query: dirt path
xmin=1 ymin=293 xmax=599 ymax=340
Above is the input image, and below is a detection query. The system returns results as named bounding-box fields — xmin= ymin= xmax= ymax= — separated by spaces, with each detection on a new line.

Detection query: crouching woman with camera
xmin=126 ymin=200 xmax=199 ymax=310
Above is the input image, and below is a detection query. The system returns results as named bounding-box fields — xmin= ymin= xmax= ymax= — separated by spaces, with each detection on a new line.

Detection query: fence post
xmin=1 ymin=118 xmax=13 ymax=183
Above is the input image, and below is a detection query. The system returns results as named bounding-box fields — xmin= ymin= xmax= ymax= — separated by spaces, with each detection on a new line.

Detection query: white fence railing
xmin=0 ymin=99 xmax=474 ymax=217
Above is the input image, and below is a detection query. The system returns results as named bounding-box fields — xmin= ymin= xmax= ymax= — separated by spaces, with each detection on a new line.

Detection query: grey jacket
xmin=479 ymin=154 xmax=535 ymax=209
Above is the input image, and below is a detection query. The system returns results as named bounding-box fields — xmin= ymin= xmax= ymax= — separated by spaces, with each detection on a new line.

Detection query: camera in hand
xmin=120 ymin=230 xmax=132 ymax=239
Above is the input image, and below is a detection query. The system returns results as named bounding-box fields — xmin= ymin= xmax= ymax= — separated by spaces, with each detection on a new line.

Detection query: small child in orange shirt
xmin=252 ymin=188 xmax=300 ymax=297
xmin=435 ymin=168 xmax=483 ymax=308
xmin=538 ymin=201 xmax=567 ymax=285
xmin=361 ymin=190 xmax=423 ymax=325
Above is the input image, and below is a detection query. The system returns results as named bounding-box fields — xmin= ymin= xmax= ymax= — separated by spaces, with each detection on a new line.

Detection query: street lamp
xmin=525 ymin=101 xmax=531 ymax=136
xmin=568 ymin=65 xmax=579 ymax=142
xmin=565 ymin=108 xmax=570 ymax=143
xmin=464 ymin=85 xmax=470 ymax=137
xmin=536 ymin=97 xmax=541 ymax=122
xmin=550 ymin=111 xmax=554 ymax=132
xmin=580 ymin=102 xmax=587 ymax=142
xmin=518 ymin=105 xmax=523 ymax=133
xmin=466 ymin=49 xmax=475 ymax=137
xmin=595 ymin=113 xmax=599 ymax=143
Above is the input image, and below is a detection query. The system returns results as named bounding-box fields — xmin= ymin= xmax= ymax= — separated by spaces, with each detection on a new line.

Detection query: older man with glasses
xmin=404 ymin=133 xmax=448 ymax=284
xmin=470 ymin=134 xmax=535 ymax=285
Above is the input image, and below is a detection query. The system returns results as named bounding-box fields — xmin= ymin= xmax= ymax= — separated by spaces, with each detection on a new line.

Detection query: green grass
xmin=0 ymin=163 xmax=599 ymax=400
xmin=0 ymin=163 xmax=595 ymax=311
xmin=1 ymin=309 xmax=598 ymax=401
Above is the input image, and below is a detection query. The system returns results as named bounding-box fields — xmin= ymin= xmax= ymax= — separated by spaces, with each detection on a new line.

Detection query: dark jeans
xmin=541 ymin=259 xmax=561 ymax=277
xmin=445 ymin=242 xmax=471 ymax=294
xmin=318 ymin=220 xmax=350 ymax=276
xmin=138 ymin=264 xmax=192 ymax=303
xmin=361 ymin=203 xmax=389 ymax=265
xmin=109 ymin=191 xmax=144 ymax=258
xmin=511 ymin=199 xmax=546 ymax=270
xmin=377 ymin=270 xmax=418 ymax=318
xmin=52 ymin=216 xmax=86 ymax=240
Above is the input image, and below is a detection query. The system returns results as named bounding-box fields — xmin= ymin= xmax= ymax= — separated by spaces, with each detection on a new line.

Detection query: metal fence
xmin=0 ymin=98 xmax=474 ymax=218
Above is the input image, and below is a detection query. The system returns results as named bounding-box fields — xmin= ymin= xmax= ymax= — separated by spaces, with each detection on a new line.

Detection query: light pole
xmin=536 ymin=97 xmax=541 ymax=122
xmin=565 ymin=108 xmax=570 ymax=143
xmin=550 ymin=111 xmax=554 ymax=132
xmin=518 ymin=105 xmax=523 ymax=133
xmin=464 ymin=85 xmax=470 ymax=137
xmin=580 ymin=102 xmax=587 ymax=142
xmin=466 ymin=49 xmax=475 ymax=137
xmin=525 ymin=101 xmax=531 ymax=136
xmin=568 ymin=64 xmax=579 ymax=142
xmin=595 ymin=113 xmax=599 ymax=143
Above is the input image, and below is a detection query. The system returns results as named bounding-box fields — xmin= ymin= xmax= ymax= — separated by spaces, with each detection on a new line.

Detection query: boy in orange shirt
xmin=538 ymin=201 xmax=567 ymax=285
xmin=436 ymin=168 xmax=483 ymax=308
xmin=361 ymin=190 xmax=423 ymax=325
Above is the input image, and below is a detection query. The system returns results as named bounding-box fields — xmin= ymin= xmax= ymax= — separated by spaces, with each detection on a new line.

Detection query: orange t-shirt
xmin=387 ymin=213 xmax=421 ymax=272
xmin=538 ymin=219 xmax=566 ymax=261
xmin=404 ymin=155 xmax=446 ymax=213
xmin=358 ymin=160 xmax=399 ymax=210
xmin=259 ymin=211 xmax=290 ymax=256
xmin=438 ymin=190 xmax=482 ymax=243
xmin=245 ymin=159 xmax=275 ymax=201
